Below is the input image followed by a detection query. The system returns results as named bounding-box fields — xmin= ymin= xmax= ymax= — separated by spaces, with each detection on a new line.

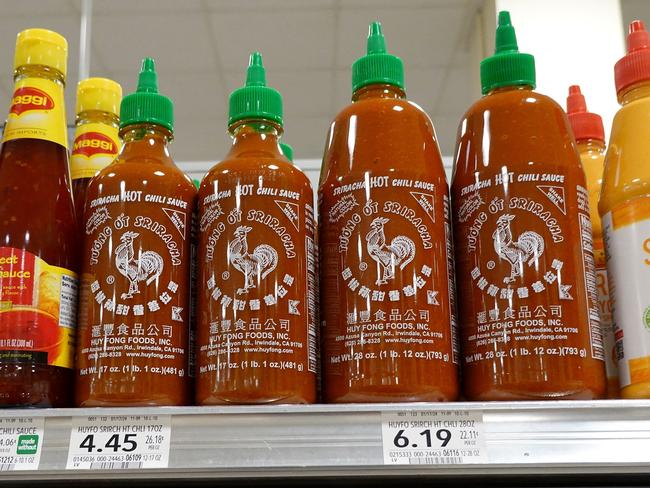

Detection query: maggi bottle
xmin=70 ymin=78 xmax=122 ymax=233
xmin=76 ymin=59 xmax=196 ymax=406
xmin=319 ymin=22 xmax=458 ymax=403
xmin=566 ymin=85 xmax=617 ymax=397
xmin=600 ymin=20 xmax=650 ymax=399
xmin=0 ymin=29 xmax=77 ymax=407
xmin=196 ymin=53 xmax=317 ymax=404
xmin=452 ymin=12 xmax=605 ymax=400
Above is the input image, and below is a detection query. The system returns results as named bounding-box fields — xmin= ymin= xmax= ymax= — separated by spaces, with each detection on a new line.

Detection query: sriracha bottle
xmin=319 ymin=22 xmax=459 ymax=403
xmin=0 ymin=29 xmax=77 ymax=407
xmin=452 ymin=12 xmax=605 ymax=400
xmin=196 ymin=53 xmax=317 ymax=404
xmin=76 ymin=59 xmax=196 ymax=406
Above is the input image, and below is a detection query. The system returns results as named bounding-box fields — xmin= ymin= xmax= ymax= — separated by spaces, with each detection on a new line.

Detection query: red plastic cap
xmin=566 ymin=85 xmax=605 ymax=142
xmin=615 ymin=20 xmax=650 ymax=94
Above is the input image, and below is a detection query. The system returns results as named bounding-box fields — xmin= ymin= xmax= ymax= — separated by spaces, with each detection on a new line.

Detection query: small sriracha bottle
xmin=196 ymin=53 xmax=317 ymax=404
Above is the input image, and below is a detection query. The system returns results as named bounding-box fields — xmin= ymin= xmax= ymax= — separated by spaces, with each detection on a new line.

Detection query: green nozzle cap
xmin=279 ymin=142 xmax=293 ymax=162
xmin=119 ymin=58 xmax=174 ymax=131
xmin=193 ymin=178 xmax=201 ymax=189
xmin=480 ymin=11 xmax=536 ymax=95
xmin=229 ymin=52 xmax=283 ymax=126
xmin=352 ymin=21 xmax=404 ymax=93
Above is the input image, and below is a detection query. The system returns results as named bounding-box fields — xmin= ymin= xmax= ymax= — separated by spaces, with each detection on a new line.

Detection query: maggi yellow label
xmin=70 ymin=122 xmax=120 ymax=180
xmin=2 ymin=77 xmax=68 ymax=148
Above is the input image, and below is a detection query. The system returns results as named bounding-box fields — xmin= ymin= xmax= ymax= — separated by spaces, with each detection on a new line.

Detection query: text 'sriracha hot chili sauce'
xmin=0 ymin=29 xmax=77 ymax=407
xmin=71 ymin=78 xmax=122 ymax=234
xmin=566 ymin=86 xmax=617 ymax=397
xmin=452 ymin=12 xmax=606 ymax=400
xmin=600 ymin=20 xmax=650 ymax=399
xmin=196 ymin=53 xmax=317 ymax=404
xmin=319 ymin=22 xmax=459 ymax=403
xmin=76 ymin=59 xmax=196 ymax=406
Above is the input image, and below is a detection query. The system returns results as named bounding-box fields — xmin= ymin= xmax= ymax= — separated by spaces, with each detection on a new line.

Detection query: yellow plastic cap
xmin=76 ymin=78 xmax=122 ymax=116
xmin=14 ymin=28 xmax=68 ymax=77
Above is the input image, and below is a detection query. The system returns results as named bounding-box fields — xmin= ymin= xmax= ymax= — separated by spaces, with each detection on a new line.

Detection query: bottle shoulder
xmin=204 ymin=156 xmax=311 ymax=187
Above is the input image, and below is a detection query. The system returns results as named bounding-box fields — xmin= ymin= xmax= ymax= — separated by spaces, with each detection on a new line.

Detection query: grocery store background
xmin=0 ymin=0 xmax=647 ymax=189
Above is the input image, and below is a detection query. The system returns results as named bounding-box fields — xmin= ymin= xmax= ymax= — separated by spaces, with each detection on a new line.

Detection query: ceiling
xmin=0 ymin=0 xmax=483 ymax=161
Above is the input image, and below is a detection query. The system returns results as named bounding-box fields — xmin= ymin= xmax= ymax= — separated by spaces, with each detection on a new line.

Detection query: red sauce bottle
xmin=196 ymin=53 xmax=317 ymax=404
xmin=452 ymin=12 xmax=606 ymax=400
xmin=319 ymin=22 xmax=459 ymax=403
xmin=0 ymin=29 xmax=77 ymax=407
xmin=76 ymin=59 xmax=196 ymax=406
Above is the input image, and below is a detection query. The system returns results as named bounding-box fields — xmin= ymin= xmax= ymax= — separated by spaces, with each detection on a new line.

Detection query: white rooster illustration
xmin=366 ymin=217 xmax=416 ymax=285
xmin=229 ymin=226 xmax=278 ymax=295
xmin=114 ymin=231 xmax=164 ymax=299
xmin=492 ymin=214 xmax=545 ymax=284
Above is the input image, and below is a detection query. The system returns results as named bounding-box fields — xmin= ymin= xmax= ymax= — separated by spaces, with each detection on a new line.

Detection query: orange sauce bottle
xmin=319 ymin=22 xmax=459 ymax=403
xmin=566 ymin=85 xmax=618 ymax=397
xmin=76 ymin=59 xmax=196 ymax=406
xmin=196 ymin=53 xmax=317 ymax=404
xmin=0 ymin=29 xmax=77 ymax=407
xmin=70 ymin=78 xmax=122 ymax=234
xmin=452 ymin=12 xmax=605 ymax=400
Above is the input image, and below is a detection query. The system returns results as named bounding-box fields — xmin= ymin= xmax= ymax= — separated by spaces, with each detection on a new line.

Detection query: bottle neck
xmin=486 ymin=84 xmax=533 ymax=96
xmin=618 ymin=81 xmax=650 ymax=105
xmin=76 ymin=110 xmax=119 ymax=129
xmin=227 ymin=119 xmax=284 ymax=158
xmin=118 ymin=124 xmax=173 ymax=162
xmin=352 ymin=83 xmax=406 ymax=102
xmin=13 ymin=64 xmax=65 ymax=86
xmin=576 ymin=138 xmax=606 ymax=154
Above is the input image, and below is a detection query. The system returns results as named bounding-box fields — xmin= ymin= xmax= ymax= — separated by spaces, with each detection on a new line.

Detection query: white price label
xmin=0 ymin=416 xmax=44 ymax=471
xmin=66 ymin=414 xmax=171 ymax=470
xmin=381 ymin=410 xmax=487 ymax=465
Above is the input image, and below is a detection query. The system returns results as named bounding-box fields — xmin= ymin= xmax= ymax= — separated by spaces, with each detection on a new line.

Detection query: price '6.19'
xmin=80 ymin=434 xmax=137 ymax=453
xmin=393 ymin=428 xmax=452 ymax=448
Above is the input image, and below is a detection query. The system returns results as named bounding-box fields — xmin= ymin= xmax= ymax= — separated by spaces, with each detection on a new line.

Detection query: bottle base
xmin=326 ymin=387 xmax=457 ymax=403
xmin=0 ymin=363 xmax=72 ymax=407
xmin=620 ymin=383 xmax=650 ymax=399
xmin=465 ymin=387 xmax=604 ymax=401
xmin=197 ymin=391 xmax=314 ymax=405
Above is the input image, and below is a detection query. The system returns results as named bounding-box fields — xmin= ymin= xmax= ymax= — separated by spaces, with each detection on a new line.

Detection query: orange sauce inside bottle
xmin=452 ymin=85 xmax=606 ymax=400
xmin=319 ymin=84 xmax=459 ymax=402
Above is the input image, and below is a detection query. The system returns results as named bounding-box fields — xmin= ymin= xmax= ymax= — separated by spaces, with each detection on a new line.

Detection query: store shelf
xmin=1 ymin=400 xmax=649 ymax=482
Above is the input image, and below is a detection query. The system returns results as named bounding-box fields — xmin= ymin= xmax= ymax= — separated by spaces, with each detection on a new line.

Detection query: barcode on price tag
xmin=0 ymin=416 xmax=44 ymax=471
xmin=66 ymin=414 xmax=171 ymax=470
xmin=381 ymin=410 xmax=487 ymax=465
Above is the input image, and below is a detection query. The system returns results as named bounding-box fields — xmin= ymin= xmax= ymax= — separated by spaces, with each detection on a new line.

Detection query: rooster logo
xmin=366 ymin=217 xmax=416 ymax=285
xmin=492 ymin=214 xmax=545 ymax=284
xmin=229 ymin=226 xmax=278 ymax=295
xmin=114 ymin=231 xmax=164 ymax=299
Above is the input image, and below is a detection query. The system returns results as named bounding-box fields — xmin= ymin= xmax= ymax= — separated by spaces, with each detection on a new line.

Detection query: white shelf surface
xmin=1 ymin=400 xmax=650 ymax=481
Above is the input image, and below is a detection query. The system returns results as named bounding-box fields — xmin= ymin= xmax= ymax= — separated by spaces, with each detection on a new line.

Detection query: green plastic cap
xmin=229 ymin=52 xmax=283 ymax=126
xmin=352 ymin=21 xmax=404 ymax=93
xmin=193 ymin=178 xmax=201 ymax=189
xmin=120 ymin=58 xmax=174 ymax=131
xmin=279 ymin=142 xmax=293 ymax=162
xmin=480 ymin=11 xmax=536 ymax=95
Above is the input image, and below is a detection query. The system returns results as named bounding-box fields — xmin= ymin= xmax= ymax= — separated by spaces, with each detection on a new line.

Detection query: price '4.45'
xmin=393 ymin=429 xmax=452 ymax=448
xmin=80 ymin=434 xmax=137 ymax=453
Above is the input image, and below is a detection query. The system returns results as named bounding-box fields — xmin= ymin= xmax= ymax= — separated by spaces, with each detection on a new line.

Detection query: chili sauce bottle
xmin=600 ymin=20 xmax=650 ymax=399
xmin=76 ymin=59 xmax=196 ymax=406
xmin=196 ymin=53 xmax=317 ymax=405
xmin=71 ymin=78 xmax=122 ymax=234
xmin=0 ymin=29 xmax=77 ymax=407
xmin=452 ymin=11 xmax=605 ymax=400
xmin=566 ymin=85 xmax=617 ymax=397
xmin=319 ymin=22 xmax=459 ymax=403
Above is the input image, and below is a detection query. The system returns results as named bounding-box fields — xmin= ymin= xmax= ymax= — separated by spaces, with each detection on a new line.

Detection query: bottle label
xmin=602 ymin=197 xmax=650 ymax=388
xmin=454 ymin=168 xmax=603 ymax=369
xmin=596 ymin=266 xmax=618 ymax=390
xmin=77 ymin=189 xmax=193 ymax=382
xmin=70 ymin=123 xmax=120 ymax=180
xmin=2 ymin=77 xmax=68 ymax=148
xmin=0 ymin=247 xmax=77 ymax=369
xmin=198 ymin=178 xmax=317 ymax=378
xmin=320 ymin=174 xmax=457 ymax=374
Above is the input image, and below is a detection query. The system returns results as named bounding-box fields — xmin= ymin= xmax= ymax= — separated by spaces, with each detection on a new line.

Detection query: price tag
xmin=66 ymin=414 xmax=171 ymax=470
xmin=0 ymin=416 xmax=44 ymax=471
xmin=381 ymin=409 xmax=487 ymax=465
